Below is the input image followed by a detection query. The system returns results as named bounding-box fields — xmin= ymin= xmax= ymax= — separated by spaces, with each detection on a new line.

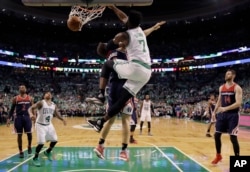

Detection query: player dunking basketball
xmin=211 ymin=69 xmax=242 ymax=164
xmin=92 ymin=20 xmax=165 ymax=161
xmin=6 ymin=85 xmax=34 ymax=158
xmin=87 ymin=5 xmax=165 ymax=133
xmin=28 ymin=91 xmax=66 ymax=166
xmin=93 ymin=43 xmax=133 ymax=161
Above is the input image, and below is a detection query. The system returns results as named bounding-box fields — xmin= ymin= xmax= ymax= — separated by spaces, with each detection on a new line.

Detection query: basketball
xmin=67 ymin=16 xmax=82 ymax=32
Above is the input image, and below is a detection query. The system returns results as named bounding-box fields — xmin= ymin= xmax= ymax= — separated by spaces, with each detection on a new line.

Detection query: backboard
xmin=21 ymin=0 xmax=153 ymax=7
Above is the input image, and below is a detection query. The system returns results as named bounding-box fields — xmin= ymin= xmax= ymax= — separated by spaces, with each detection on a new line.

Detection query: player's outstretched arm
xmin=54 ymin=106 xmax=66 ymax=125
xmin=97 ymin=42 xmax=108 ymax=58
xmin=108 ymin=5 xmax=128 ymax=24
xmin=28 ymin=101 xmax=43 ymax=121
xmin=6 ymin=97 xmax=16 ymax=127
xmin=143 ymin=21 xmax=166 ymax=36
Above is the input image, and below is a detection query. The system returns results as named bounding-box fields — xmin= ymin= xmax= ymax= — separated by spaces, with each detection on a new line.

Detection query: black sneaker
xmin=85 ymin=94 xmax=105 ymax=105
xmin=87 ymin=119 xmax=104 ymax=132
xmin=28 ymin=147 xmax=32 ymax=154
xmin=19 ymin=152 xmax=24 ymax=158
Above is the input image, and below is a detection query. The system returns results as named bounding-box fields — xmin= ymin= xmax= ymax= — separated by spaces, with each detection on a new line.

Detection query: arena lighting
xmin=205 ymin=58 xmax=250 ymax=68
xmin=49 ymin=57 xmax=59 ymax=61
xmin=1 ymin=46 xmax=250 ymax=66
xmin=163 ymin=57 xmax=184 ymax=63
xmin=1 ymin=58 xmax=250 ymax=72
xmin=0 ymin=60 xmax=28 ymax=68
xmin=194 ymin=53 xmax=222 ymax=59
xmin=68 ymin=59 xmax=103 ymax=63
xmin=0 ymin=49 xmax=15 ymax=56
xmin=24 ymin=54 xmax=36 ymax=59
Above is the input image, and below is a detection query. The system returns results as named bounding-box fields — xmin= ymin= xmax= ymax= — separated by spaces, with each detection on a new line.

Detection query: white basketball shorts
xmin=113 ymin=59 xmax=151 ymax=96
xmin=35 ymin=123 xmax=58 ymax=144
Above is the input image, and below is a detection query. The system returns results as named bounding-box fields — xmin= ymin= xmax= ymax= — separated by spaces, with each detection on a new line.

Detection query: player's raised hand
xmin=153 ymin=21 xmax=166 ymax=31
xmin=107 ymin=5 xmax=116 ymax=9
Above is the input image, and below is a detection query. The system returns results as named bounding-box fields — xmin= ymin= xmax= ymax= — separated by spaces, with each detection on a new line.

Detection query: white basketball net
xmin=69 ymin=5 xmax=106 ymax=30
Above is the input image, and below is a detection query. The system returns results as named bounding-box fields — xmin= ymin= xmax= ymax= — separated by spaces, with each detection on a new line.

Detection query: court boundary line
xmin=0 ymin=152 xmax=19 ymax=163
xmin=3 ymin=146 xmax=209 ymax=172
xmin=140 ymin=141 xmax=183 ymax=172
xmin=173 ymin=146 xmax=211 ymax=172
xmin=6 ymin=148 xmax=46 ymax=172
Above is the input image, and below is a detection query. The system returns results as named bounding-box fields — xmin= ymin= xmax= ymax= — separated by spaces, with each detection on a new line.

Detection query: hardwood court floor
xmin=1 ymin=116 xmax=250 ymax=172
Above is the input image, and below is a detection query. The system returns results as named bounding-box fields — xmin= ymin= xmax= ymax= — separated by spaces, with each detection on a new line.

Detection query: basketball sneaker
xmin=32 ymin=158 xmax=41 ymax=167
xmin=206 ymin=133 xmax=212 ymax=137
xmin=211 ymin=154 xmax=222 ymax=164
xmin=44 ymin=151 xmax=53 ymax=161
xmin=19 ymin=152 xmax=24 ymax=158
xmin=85 ymin=94 xmax=105 ymax=106
xmin=119 ymin=150 xmax=129 ymax=161
xmin=87 ymin=118 xmax=104 ymax=132
xmin=93 ymin=145 xmax=105 ymax=159
xmin=28 ymin=147 xmax=32 ymax=154
xmin=148 ymin=132 xmax=153 ymax=136
xmin=129 ymin=138 xmax=137 ymax=144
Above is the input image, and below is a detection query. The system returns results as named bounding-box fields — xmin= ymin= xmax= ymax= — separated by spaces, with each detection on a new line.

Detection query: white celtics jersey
xmin=36 ymin=100 xmax=56 ymax=125
xmin=141 ymin=100 xmax=151 ymax=115
xmin=126 ymin=27 xmax=151 ymax=64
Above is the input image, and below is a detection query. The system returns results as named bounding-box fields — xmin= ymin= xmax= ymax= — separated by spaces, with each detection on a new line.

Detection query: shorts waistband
xmin=131 ymin=59 xmax=151 ymax=69
xmin=37 ymin=122 xmax=49 ymax=126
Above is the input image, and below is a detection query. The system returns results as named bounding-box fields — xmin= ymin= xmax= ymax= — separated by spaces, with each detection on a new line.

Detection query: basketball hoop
xmin=69 ymin=5 xmax=106 ymax=30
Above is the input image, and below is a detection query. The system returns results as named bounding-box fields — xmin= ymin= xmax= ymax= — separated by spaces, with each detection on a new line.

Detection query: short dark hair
xmin=227 ymin=69 xmax=236 ymax=75
xmin=128 ymin=10 xmax=142 ymax=27
xmin=42 ymin=91 xmax=50 ymax=99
